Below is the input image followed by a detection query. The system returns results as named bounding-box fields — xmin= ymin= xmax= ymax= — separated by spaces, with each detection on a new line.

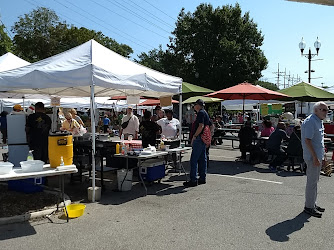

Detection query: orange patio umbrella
xmin=205 ymin=82 xmax=289 ymax=115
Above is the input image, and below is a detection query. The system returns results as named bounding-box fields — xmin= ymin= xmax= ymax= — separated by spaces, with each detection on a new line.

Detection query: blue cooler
xmin=140 ymin=159 xmax=165 ymax=182
xmin=8 ymin=177 xmax=45 ymax=193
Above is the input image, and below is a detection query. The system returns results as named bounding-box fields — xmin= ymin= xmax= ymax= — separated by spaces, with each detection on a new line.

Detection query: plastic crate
xmin=8 ymin=178 xmax=45 ymax=193
xmin=140 ymin=160 xmax=165 ymax=182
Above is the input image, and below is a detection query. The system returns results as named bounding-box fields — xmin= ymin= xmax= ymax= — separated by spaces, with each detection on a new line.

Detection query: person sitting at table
xmin=267 ymin=122 xmax=290 ymax=171
xmin=157 ymin=109 xmax=180 ymax=139
xmin=212 ymin=115 xmax=225 ymax=145
xmin=238 ymin=120 xmax=256 ymax=161
xmin=139 ymin=111 xmax=161 ymax=148
xmin=120 ymin=106 xmax=140 ymax=139
xmin=261 ymin=120 xmax=275 ymax=137
xmin=286 ymin=125 xmax=303 ymax=158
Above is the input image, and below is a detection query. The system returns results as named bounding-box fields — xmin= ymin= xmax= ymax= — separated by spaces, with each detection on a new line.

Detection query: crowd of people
xmin=0 ymin=99 xmax=328 ymax=218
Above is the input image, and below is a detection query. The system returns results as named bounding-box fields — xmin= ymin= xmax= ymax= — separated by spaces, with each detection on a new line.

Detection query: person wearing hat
xmin=120 ymin=106 xmax=139 ymax=139
xmin=11 ymin=104 xmax=26 ymax=115
xmin=184 ymin=99 xmax=211 ymax=187
xmin=157 ymin=109 xmax=180 ymax=139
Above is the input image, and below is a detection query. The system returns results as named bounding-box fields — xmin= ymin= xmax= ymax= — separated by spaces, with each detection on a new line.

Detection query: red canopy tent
xmin=205 ymin=82 xmax=289 ymax=115
xmin=138 ymin=99 xmax=179 ymax=106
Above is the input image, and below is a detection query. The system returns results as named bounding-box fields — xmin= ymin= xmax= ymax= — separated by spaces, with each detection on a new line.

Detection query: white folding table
xmin=0 ymin=164 xmax=78 ymax=222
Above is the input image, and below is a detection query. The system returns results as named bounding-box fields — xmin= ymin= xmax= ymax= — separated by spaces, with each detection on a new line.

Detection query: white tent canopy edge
xmin=0 ymin=40 xmax=183 ymax=201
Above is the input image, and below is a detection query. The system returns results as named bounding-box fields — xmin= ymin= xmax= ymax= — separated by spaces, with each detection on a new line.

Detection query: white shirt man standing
xmin=120 ymin=106 xmax=139 ymax=139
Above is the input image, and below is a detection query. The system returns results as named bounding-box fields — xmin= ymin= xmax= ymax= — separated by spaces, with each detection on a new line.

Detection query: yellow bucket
xmin=48 ymin=132 xmax=73 ymax=168
xmin=64 ymin=204 xmax=86 ymax=218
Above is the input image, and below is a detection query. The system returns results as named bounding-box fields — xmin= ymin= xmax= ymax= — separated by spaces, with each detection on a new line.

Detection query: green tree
xmin=137 ymin=3 xmax=268 ymax=90
xmin=0 ymin=23 xmax=13 ymax=55
xmin=254 ymin=80 xmax=279 ymax=91
xmin=12 ymin=7 xmax=133 ymax=62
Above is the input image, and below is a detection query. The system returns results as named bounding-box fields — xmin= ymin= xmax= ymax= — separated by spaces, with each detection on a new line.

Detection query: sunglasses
xmin=319 ymin=108 xmax=329 ymax=112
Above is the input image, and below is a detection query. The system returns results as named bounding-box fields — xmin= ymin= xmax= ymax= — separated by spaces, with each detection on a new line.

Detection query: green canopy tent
xmin=278 ymin=82 xmax=334 ymax=114
xmin=278 ymin=82 xmax=334 ymax=102
xmin=182 ymin=96 xmax=223 ymax=104
xmin=181 ymin=82 xmax=213 ymax=100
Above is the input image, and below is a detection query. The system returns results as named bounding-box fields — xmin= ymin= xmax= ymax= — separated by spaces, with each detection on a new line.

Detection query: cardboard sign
xmin=260 ymin=104 xmax=268 ymax=116
xmin=50 ymin=97 xmax=61 ymax=107
xmin=127 ymin=95 xmax=140 ymax=104
xmin=160 ymin=96 xmax=172 ymax=107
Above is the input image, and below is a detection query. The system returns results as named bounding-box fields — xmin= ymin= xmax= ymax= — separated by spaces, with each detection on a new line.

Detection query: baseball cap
xmin=13 ymin=104 xmax=23 ymax=111
xmin=194 ymin=99 xmax=205 ymax=107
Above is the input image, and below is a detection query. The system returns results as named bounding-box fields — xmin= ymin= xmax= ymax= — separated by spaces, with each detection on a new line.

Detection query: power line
xmin=91 ymin=0 xmax=168 ymax=39
xmin=22 ymin=0 xmax=154 ymax=51
xmin=109 ymin=0 xmax=171 ymax=34
xmin=142 ymin=0 xmax=176 ymax=21
xmin=125 ymin=0 xmax=174 ymax=29
xmin=60 ymin=0 xmax=154 ymax=50
xmin=0 ymin=19 xmax=13 ymax=40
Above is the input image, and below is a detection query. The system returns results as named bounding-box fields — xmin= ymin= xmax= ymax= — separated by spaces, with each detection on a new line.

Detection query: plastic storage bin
xmin=140 ymin=159 xmax=165 ymax=182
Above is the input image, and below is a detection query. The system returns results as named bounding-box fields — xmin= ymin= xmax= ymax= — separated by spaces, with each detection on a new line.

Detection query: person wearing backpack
xmin=184 ymin=99 xmax=211 ymax=187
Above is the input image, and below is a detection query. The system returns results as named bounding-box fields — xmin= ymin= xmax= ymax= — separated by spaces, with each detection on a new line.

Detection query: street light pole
xmin=299 ymin=37 xmax=321 ymax=84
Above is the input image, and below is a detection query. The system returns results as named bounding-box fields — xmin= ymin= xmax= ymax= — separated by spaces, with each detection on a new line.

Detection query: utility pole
xmin=273 ymin=63 xmax=285 ymax=88
xmin=283 ymin=68 xmax=287 ymax=88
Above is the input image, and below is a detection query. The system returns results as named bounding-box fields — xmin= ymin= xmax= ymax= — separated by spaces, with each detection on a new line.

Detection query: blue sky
xmin=1 ymin=0 xmax=333 ymax=88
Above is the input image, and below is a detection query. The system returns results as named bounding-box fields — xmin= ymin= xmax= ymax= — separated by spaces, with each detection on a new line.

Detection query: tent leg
xmin=242 ymin=98 xmax=245 ymax=121
xmin=179 ymin=93 xmax=182 ymax=137
xmin=90 ymin=84 xmax=96 ymax=202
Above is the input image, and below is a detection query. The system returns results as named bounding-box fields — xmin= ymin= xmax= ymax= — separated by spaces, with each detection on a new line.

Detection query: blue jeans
xmin=190 ymin=137 xmax=207 ymax=182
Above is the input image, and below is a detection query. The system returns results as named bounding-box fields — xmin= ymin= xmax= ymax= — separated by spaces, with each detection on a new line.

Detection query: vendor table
xmin=114 ymin=151 xmax=168 ymax=195
xmin=0 ymin=164 xmax=78 ymax=222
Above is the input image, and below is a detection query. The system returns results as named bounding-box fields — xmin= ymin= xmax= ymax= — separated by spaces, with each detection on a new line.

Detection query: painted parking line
xmin=210 ymin=174 xmax=283 ymax=185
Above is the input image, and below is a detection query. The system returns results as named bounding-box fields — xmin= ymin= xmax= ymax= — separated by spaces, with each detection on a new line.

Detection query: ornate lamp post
xmin=299 ymin=37 xmax=321 ymax=83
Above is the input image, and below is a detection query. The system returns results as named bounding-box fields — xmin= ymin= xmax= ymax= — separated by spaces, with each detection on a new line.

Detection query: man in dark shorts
xmin=26 ymin=102 xmax=52 ymax=163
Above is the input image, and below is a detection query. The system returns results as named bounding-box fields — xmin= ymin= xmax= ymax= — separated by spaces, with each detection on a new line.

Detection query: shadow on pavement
xmin=265 ymin=212 xmax=311 ymax=242
xmin=0 ymin=221 xmax=36 ymax=241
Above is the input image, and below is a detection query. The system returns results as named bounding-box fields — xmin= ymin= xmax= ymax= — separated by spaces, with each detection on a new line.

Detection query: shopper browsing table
xmin=139 ymin=111 xmax=161 ymax=148
xmin=120 ymin=106 xmax=139 ymax=139
xmin=302 ymin=101 xmax=327 ymax=218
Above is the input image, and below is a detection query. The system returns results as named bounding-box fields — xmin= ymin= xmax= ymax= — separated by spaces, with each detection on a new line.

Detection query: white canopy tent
xmin=0 ymin=40 xmax=183 ymax=201
xmin=0 ymin=52 xmax=31 ymax=72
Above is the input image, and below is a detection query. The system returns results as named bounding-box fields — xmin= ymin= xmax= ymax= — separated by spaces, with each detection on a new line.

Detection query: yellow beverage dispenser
xmin=48 ymin=131 xmax=73 ymax=168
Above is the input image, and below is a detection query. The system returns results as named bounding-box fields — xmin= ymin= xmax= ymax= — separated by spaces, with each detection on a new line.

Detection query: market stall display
xmin=0 ymin=39 xmax=182 ymax=201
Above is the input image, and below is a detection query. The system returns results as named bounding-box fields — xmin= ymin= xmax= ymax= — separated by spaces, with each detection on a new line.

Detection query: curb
xmin=0 ymin=189 xmax=72 ymax=225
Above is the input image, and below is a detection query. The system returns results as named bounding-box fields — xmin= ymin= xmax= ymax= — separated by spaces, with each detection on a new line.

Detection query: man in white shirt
xmin=120 ymin=106 xmax=139 ymax=139
xmin=157 ymin=109 xmax=180 ymax=139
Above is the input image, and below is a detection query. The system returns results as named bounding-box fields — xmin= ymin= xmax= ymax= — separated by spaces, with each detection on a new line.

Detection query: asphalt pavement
xmin=1 ymin=140 xmax=334 ymax=250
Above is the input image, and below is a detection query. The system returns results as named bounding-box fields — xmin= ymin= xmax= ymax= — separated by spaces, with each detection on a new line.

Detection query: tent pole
xmin=90 ymin=84 xmax=96 ymax=202
xmin=179 ymin=93 xmax=182 ymax=135
xmin=242 ymin=98 xmax=245 ymax=121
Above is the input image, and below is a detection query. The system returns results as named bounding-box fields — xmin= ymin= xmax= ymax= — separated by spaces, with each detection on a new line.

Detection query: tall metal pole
xmin=308 ymin=48 xmax=312 ymax=83
xmin=90 ymin=84 xmax=96 ymax=202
